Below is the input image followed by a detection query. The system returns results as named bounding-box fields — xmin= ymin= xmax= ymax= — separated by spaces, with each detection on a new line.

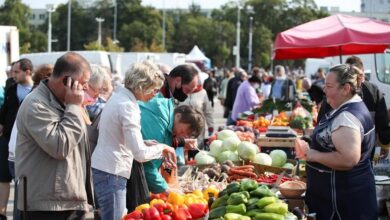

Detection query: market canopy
xmin=273 ymin=14 xmax=390 ymax=60
xmin=186 ymin=45 xmax=211 ymax=68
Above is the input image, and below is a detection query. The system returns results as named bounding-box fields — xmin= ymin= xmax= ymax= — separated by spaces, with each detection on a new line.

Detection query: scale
xmin=265 ymin=126 xmax=297 ymax=138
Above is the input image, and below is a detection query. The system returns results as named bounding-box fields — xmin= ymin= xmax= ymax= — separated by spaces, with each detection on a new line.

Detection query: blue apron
xmin=306 ymin=101 xmax=377 ymax=220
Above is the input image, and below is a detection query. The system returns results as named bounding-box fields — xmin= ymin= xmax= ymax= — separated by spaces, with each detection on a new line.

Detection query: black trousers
xmin=18 ymin=210 xmax=86 ymax=220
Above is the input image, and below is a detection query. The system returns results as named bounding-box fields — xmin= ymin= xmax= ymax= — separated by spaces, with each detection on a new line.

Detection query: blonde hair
xmin=124 ymin=61 xmax=164 ymax=94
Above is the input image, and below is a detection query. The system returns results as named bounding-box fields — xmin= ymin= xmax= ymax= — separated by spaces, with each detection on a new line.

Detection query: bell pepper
xmin=167 ymin=192 xmax=184 ymax=206
xmin=226 ymin=204 xmax=246 ymax=215
xmin=135 ymin=203 xmax=151 ymax=212
xmin=245 ymin=209 xmax=263 ymax=217
xmin=122 ymin=210 xmax=143 ymax=220
xmin=203 ymin=186 xmax=219 ymax=200
xmin=208 ymin=206 xmax=226 ymax=219
xmin=263 ymin=202 xmax=288 ymax=215
xmin=150 ymin=199 xmax=165 ymax=206
xmin=224 ymin=213 xmax=251 ymax=220
xmin=172 ymin=204 xmax=191 ymax=220
xmin=183 ymin=195 xmax=207 ymax=206
xmin=256 ymin=196 xmax=277 ymax=209
xmin=188 ymin=203 xmax=208 ymax=219
xmin=192 ymin=189 xmax=204 ymax=199
xmin=253 ymin=213 xmax=284 ymax=220
xmin=153 ymin=203 xmax=173 ymax=215
xmin=142 ymin=207 xmax=161 ymax=220
xmin=240 ymin=179 xmax=258 ymax=192
xmin=211 ymin=194 xmax=229 ymax=209
xmin=250 ymin=185 xmax=274 ymax=198
xmin=227 ymin=192 xmax=248 ymax=205
xmin=160 ymin=214 xmax=172 ymax=220
xmin=225 ymin=182 xmax=241 ymax=195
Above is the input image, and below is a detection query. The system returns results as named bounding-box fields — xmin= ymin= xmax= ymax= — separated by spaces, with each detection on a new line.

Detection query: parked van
xmin=0 ymin=26 xmax=19 ymax=87
xmin=20 ymin=51 xmax=114 ymax=73
xmin=325 ymin=51 xmax=390 ymax=107
xmin=304 ymin=58 xmax=330 ymax=79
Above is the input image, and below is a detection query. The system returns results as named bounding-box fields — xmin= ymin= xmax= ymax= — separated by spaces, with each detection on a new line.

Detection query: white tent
xmin=186 ymin=45 xmax=211 ymax=68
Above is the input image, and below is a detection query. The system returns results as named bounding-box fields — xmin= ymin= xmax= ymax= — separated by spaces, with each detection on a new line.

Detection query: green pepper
xmin=240 ymin=179 xmax=258 ymax=192
xmin=248 ymin=198 xmax=259 ymax=206
xmin=209 ymin=206 xmax=227 ymax=219
xmin=263 ymin=202 xmax=288 ymax=215
xmin=256 ymin=197 xmax=277 ymax=209
xmin=246 ymin=203 xmax=258 ymax=211
xmin=245 ymin=209 xmax=263 ymax=217
xmin=219 ymin=188 xmax=228 ymax=197
xmin=226 ymin=182 xmax=241 ymax=195
xmin=224 ymin=213 xmax=251 ymax=220
xmin=241 ymin=191 xmax=250 ymax=199
xmin=252 ymin=213 xmax=284 ymax=220
xmin=227 ymin=192 xmax=249 ymax=205
xmin=226 ymin=204 xmax=246 ymax=215
xmin=250 ymin=185 xmax=274 ymax=198
xmin=211 ymin=194 xmax=229 ymax=209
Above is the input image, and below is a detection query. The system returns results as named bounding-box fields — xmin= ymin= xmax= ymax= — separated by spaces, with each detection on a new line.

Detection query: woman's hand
xmin=295 ymin=139 xmax=310 ymax=160
xmin=162 ymin=146 xmax=177 ymax=169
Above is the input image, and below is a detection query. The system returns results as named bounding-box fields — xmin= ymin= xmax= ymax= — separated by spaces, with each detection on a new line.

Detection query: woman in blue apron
xmin=295 ymin=64 xmax=377 ymax=219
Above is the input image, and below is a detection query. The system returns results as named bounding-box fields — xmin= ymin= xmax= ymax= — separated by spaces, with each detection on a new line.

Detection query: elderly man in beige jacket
xmin=15 ymin=52 xmax=94 ymax=220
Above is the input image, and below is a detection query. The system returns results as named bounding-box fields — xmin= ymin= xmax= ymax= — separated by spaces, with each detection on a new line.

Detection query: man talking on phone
xmin=14 ymin=52 xmax=94 ymax=220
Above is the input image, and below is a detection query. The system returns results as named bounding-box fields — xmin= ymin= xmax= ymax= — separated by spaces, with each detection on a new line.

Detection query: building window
xmin=31 ymin=14 xmax=35 ymax=19
xmin=39 ymin=14 xmax=45 ymax=20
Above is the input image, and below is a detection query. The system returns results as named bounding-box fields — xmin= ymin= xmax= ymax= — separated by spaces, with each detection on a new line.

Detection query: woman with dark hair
xmin=295 ymin=64 xmax=377 ymax=219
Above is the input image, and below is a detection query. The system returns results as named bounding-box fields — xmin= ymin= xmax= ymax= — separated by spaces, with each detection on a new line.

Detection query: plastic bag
xmin=126 ymin=160 xmax=150 ymax=212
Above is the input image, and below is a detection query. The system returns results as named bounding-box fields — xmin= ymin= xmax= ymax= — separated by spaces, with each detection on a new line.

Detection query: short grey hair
xmin=124 ymin=61 xmax=164 ymax=94
xmin=89 ymin=64 xmax=107 ymax=88
xmin=329 ymin=64 xmax=360 ymax=95
xmin=275 ymin=65 xmax=285 ymax=76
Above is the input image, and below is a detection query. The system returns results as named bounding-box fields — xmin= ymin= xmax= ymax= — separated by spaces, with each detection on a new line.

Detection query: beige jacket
xmin=15 ymin=81 xmax=93 ymax=211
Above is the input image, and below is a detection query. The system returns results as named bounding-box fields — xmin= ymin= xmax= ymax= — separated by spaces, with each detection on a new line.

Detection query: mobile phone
xmin=63 ymin=76 xmax=74 ymax=87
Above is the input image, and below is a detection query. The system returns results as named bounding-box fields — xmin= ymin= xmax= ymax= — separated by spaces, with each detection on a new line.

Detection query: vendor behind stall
xmin=295 ymin=64 xmax=377 ymax=219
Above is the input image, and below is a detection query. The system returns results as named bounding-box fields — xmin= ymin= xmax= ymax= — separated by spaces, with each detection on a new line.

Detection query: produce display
xmin=209 ymin=178 xmax=296 ymax=220
xmin=123 ymin=189 xmax=213 ymax=220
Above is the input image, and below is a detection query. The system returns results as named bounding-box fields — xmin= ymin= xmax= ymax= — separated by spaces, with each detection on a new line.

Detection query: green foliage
xmin=0 ymin=0 xmax=329 ymax=69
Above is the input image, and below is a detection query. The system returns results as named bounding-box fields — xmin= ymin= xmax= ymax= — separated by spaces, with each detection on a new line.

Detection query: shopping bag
xmin=126 ymin=160 xmax=150 ymax=212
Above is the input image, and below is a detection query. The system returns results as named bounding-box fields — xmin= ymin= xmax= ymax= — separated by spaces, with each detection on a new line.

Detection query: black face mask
xmin=173 ymin=86 xmax=188 ymax=102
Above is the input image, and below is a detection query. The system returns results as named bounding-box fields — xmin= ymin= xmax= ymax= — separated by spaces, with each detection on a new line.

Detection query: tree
xmin=84 ymin=37 xmax=124 ymax=52
xmin=0 ymin=0 xmax=33 ymax=53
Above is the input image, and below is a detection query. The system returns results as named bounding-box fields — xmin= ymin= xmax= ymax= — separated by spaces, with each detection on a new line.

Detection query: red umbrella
xmin=273 ymin=14 xmax=390 ymax=60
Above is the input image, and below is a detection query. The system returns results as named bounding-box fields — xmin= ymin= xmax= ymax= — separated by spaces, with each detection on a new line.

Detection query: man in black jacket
xmin=318 ymin=56 xmax=390 ymax=159
xmin=224 ymin=68 xmax=247 ymax=125
xmin=0 ymin=58 xmax=33 ymax=219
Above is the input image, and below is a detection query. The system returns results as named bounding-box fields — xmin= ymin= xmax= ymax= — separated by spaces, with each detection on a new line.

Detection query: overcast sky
xmin=0 ymin=0 xmax=361 ymax=12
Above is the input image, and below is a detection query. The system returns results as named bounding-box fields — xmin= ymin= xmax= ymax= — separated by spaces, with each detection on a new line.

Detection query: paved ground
xmin=6 ymin=98 xmax=226 ymax=219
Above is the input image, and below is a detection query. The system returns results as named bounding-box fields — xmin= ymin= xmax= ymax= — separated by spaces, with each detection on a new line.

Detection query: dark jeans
xmin=18 ymin=210 xmax=86 ymax=220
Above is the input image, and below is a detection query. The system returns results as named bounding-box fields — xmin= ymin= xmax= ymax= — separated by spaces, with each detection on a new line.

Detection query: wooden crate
xmin=257 ymin=136 xmax=296 ymax=148
xmin=251 ymin=159 xmax=297 ymax=175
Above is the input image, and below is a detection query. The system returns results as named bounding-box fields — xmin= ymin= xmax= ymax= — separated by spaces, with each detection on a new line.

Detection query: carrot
xmin=229 ymin=169 xmax=257 ymax=178
xmin=230 ymin=165 xmax=255 ymax=170
xmin=228 ymin=174 xmax=245 ymax=182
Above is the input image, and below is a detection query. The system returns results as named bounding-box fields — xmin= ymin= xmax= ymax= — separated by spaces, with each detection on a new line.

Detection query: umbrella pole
xmin=339 ymin=46 xmax=342 ymax=63
xmin=374 ymin=53 xmax=377 ymax=76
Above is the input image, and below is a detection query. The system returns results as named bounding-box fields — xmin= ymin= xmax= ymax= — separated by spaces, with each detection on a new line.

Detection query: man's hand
xmin=184 ymin=138 xmax=198 ymax=151
xmin=64 ymin=77 xmax=84 ymax=106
